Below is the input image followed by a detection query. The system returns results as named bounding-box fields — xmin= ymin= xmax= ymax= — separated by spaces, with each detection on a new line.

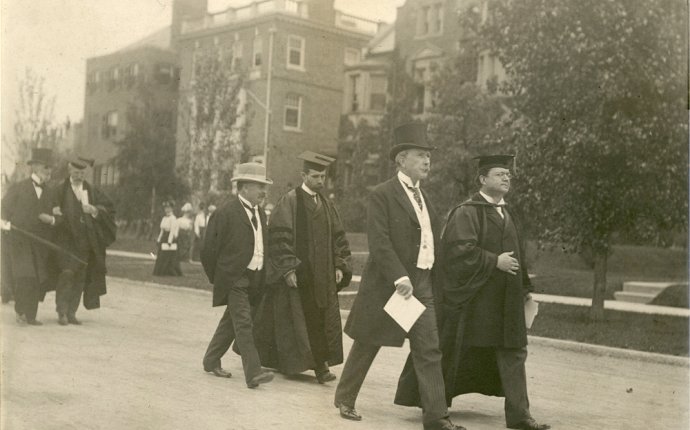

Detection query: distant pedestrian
xmin=53 ymin=156 xmax=117 ymax=326
xmin=191 ymin=202 xmax=207 ymax=262
xmin=177 ymin=202 xmax=194 ymax=262
xmin=334 ymin=123 xmax=466 ymax=430
xmin=1 ymin=148 xmax=60 ymax=325
xmin=201 ymin=162 xmax=275 ymax=389
xmin=153 ymin=201 xmax=182 ymax=277
xmin=255 ymin=151 xmax=352 ymax=384
xmin=395 ymin=155 xmax=550 ymax=430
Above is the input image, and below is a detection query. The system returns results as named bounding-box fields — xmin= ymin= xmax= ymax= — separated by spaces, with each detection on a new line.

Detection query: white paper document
xmin=384 ymin=292 xmax=426 ymax=333
xmin=525 ymin=297 xmax=539 ymax=329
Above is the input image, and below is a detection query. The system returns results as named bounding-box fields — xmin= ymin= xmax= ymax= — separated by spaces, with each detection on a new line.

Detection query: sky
xmin=0 ymin=0 xmax=403 ymax=139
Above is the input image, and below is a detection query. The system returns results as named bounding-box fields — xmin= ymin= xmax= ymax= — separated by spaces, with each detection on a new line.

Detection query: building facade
xmin=175 ymin=0 xmax=377 ymax=199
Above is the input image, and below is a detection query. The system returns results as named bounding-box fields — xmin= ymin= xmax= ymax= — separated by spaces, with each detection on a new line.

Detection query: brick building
xmin=175 ymin=0 xmax=378 ymax=199
xmin=81 ymin=0 xmax=206 ymax=187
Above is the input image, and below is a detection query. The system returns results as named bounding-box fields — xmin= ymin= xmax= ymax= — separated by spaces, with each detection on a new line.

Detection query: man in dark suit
xmin=1 ymin=148 xmax=60 ymax=326
xmin=334 ymin=123 xmax=466 ymax=430
xmin=201 ymin=162 xmax=275 ymax=389
xmin=53 ymin=156 xmax=116 ymax=325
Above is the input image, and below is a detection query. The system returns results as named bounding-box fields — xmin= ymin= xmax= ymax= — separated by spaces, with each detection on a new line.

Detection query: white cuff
xmin=394 ymin=276 xmax=410 ymax=286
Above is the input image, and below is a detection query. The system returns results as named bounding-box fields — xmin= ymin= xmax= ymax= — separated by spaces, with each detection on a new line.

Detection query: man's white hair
xmin=395 ymin=150 xmax=409 ymax=169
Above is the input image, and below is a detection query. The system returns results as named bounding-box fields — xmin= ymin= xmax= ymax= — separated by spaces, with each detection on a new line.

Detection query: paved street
xmin=1 ymin=278 xmax=688 ymax=430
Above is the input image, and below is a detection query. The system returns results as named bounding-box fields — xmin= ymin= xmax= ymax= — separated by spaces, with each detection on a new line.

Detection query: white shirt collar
xmin=301 ymin=183 xmax=317 ymax=196
xmin=238 ymin=194 xmax=255 ymax=209
xmin=31 ymin=173 xmax=42 ymax=185
xmin=479 ymin=191 xmax=505 ymax=206
xmin=397 ymin=171 xmax=419 ymax=188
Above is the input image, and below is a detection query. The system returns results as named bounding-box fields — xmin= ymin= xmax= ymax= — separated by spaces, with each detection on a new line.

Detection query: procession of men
xmin=1 ymin=123 xmax=553 ymax=429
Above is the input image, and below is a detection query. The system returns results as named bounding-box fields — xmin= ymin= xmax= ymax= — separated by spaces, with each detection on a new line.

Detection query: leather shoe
xmin=67 ymin=315 xmax=82 ymax=325
xmin=207 ymin=367 xmax=232 ymax=378
xmin=316 ymin=370 xmax=337 ymax=384
xmin=58 ymin=314 xmax=69 ymax=326
xmin=247 ymin=371 xmax=274 ymax=388
xmin=26 ymin=319 xmax=43 ymax=326
xmin=508 ymin=418 xmax=551 ymax=430
xmin=334 ymin=402 xmax=362 ymax=421
xmin=424 ymin=418 xmax=466 ymax=430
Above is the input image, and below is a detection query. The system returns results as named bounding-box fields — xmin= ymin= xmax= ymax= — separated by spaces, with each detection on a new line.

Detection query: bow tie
xmin=490 ymin=203 xmax=507 ymax=208
xmin=32 ymin=180 xmax=43 ymax=189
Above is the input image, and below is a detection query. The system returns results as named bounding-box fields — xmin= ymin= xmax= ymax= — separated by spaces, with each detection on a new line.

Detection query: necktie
xmin=242 ymin=202 xmax=258 ymax=230
xmin=404 ymin=183 xmax=423 ymax=210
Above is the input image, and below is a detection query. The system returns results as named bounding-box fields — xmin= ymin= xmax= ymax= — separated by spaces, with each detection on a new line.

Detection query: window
xmin=233 ymin=41 xmax=244 ymax=70
xmin=433 ymin=4 xmax=443 ymax=33
xmin=287 ymin=35 xmax=305 ymax=70
xmin=156 ymin=63 xmax=174 ymax=84
xmin=344 ymin=48 xmax=360 ymax=66
xmin=253 ymin=37 xmax=263 ymax=67
xmin=417 ymin=3 xmax=444 ymax=36
xmin=102 ymin=111 xmax=118 ymax=139
xmin=349 ymin=75 xmax=360 ymax=112
xmin=369 ymin=75 xmax=387 ymax=111
xmin=284 ymin=94 xmax=302 ymax=130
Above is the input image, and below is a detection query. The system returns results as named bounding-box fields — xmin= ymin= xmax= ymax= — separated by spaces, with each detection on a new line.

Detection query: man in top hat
xmin=254 ymin=151 xmax=352 ymax=383
xmin=53 ymin=155 xmax=116 ymax=325
xmin=396 ymin=155 xmax=549 ymax=430
xmin=1 ymin=148 xmax=60 ymax=325
xmin=201 ymin=162 xmax=275 ymax=388
xmin=334 ymin=123 xmax=466 ymax=430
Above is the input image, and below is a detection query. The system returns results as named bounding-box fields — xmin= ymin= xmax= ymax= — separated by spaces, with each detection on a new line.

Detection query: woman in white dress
xmin=153 ymin=201 xmax=182 ymax=276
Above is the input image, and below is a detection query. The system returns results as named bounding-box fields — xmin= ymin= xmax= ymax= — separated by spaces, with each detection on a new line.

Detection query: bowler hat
xmin=27 ymin=148 xmax=54 ymax=166
xmin=389 ymin=123 xmax=436 ymax=161
xmin=230 ymin=162 xmax=273 ymax=185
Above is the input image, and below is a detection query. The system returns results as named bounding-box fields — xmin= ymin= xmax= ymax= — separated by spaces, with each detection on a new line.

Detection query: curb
xmin=109 ymin=276 xmax=689 ymax=367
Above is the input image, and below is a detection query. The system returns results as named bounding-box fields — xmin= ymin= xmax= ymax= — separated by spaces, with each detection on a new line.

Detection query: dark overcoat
xmin=201 ymin=198 xmax=268 ymax=307
xmin=344 ymin=176 xmax=443 ymax=347
xmin=395 ymin=192 xmax=533 ymax=406
xmin=1 ymin=178 xmax=59 ymax=288
xmin=253 ymin=187 xmax=352 ymax=374
xmin=53 ymin=179 xmax=116 ymax=309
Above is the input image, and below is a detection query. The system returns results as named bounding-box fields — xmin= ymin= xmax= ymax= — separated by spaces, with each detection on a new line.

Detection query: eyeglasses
xmin=491 ymin=172 xmax=512 ymax=179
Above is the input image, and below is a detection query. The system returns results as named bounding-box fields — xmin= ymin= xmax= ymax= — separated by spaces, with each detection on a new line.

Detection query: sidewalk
xmin=108 ymin=250 xmax=690 ymax=317
xmin=2 ymin=278 xmax=688 ymax=430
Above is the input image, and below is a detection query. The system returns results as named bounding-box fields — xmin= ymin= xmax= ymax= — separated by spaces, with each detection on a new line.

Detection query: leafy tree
xmin=479 ymin=0 xmax=688 ymax=320
xmin=178 ymin=47 xmax=249 ymax=197
xmin=114 ymin=85 xmax=188 ymax=228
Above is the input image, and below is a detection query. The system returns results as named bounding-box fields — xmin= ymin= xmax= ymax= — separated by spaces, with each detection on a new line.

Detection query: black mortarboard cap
xmin=389 ymin=122 xmax=436 ymax=160
xmin=298 ymin=151 xmax=335 ymax=172
xmin=474 ymin=154 xmax=515 ymax=170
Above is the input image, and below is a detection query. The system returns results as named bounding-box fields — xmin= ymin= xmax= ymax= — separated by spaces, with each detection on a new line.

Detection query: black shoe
xmin=247 ymin=371 xmax=274 ymax=389
xmin=508 ymin=418 xmax=551 ymax=430
xmin=334 ymin=402 xmax=362 ymax=421
xmin=424 ymin=418 xmax=466 ymax=430
xmin=58 ymin=314 xmax=69 ymax=326
xmin=67 ymin=315 xmax=82 ymax=325
xmin=207 ymin=367 xmax=232 ymax=378
xmin=26 ymin=319 xmax=43 ymax=326
xmin=316 ymin=370 xmax=337 ymax=384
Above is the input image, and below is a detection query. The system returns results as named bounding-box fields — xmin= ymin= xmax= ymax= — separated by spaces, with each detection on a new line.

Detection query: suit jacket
xmin=344 ymin=176 xmax=443 ymax=347
xmin=201 ymin=197 xmax=268 ymax=307
xmin=1 ymin=178 xmax=58 ymax=283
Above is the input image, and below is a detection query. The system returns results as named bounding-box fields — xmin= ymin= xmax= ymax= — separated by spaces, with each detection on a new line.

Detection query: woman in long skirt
xmin=153 ymin=201 xmax=182 ymax=276
xmin=176 ymin=202 xmax=194 ymax=263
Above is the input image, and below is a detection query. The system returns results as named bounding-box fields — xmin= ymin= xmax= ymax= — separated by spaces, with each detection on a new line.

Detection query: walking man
xmin=54 ymin=156 xmax=116 ymax=325
xmin=1 ymin=148 xmax=59 ymax=325
xmin=201 ymin=162 xmax=275 ymax=389
xmin=255 ymin=151 xmax=352 ymax=383
xmin=334 ymin=123 xmax=466 ymax=430
xmin=397 ymin=155 xmax=549 ymax=430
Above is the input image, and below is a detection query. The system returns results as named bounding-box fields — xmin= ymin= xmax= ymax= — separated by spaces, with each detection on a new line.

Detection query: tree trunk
xmin=590 ymin=248 xmax=608 ymax=321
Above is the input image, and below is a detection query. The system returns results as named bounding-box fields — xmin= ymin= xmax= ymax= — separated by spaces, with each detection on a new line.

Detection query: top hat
xmin=298 ymin=151 xmax=335 ymax=172
xmin=389 ymin=123 xmax=436 ymax=161
xmin=27 ymin=148 xmax=54 ymax=166
xmin=230 ymin=162 xmax=273 ymax=185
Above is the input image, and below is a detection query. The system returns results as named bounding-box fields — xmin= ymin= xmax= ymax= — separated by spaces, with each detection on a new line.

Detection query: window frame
xmin=286 ymin=35 xmax=305 ymax=71
xmin=283 ymin=93 xmax=302 ymax=131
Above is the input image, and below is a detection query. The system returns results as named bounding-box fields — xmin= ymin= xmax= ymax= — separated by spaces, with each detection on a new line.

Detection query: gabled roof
xmin=367 ymin=22 xmax=395 ymax=54
xmin=410 ymin=43 xmax=444 ymax=60
xmin=120 ymin=26 xmax=172 ymax=52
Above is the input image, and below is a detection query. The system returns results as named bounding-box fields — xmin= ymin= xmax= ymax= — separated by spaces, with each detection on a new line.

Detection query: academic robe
xmin=253 ymin=187 xmax=352 ymax=374
xmin=53 ymin=179 xmax=116 ymax=309
xmin=395 ymin=192 xmax=533 ymax=406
